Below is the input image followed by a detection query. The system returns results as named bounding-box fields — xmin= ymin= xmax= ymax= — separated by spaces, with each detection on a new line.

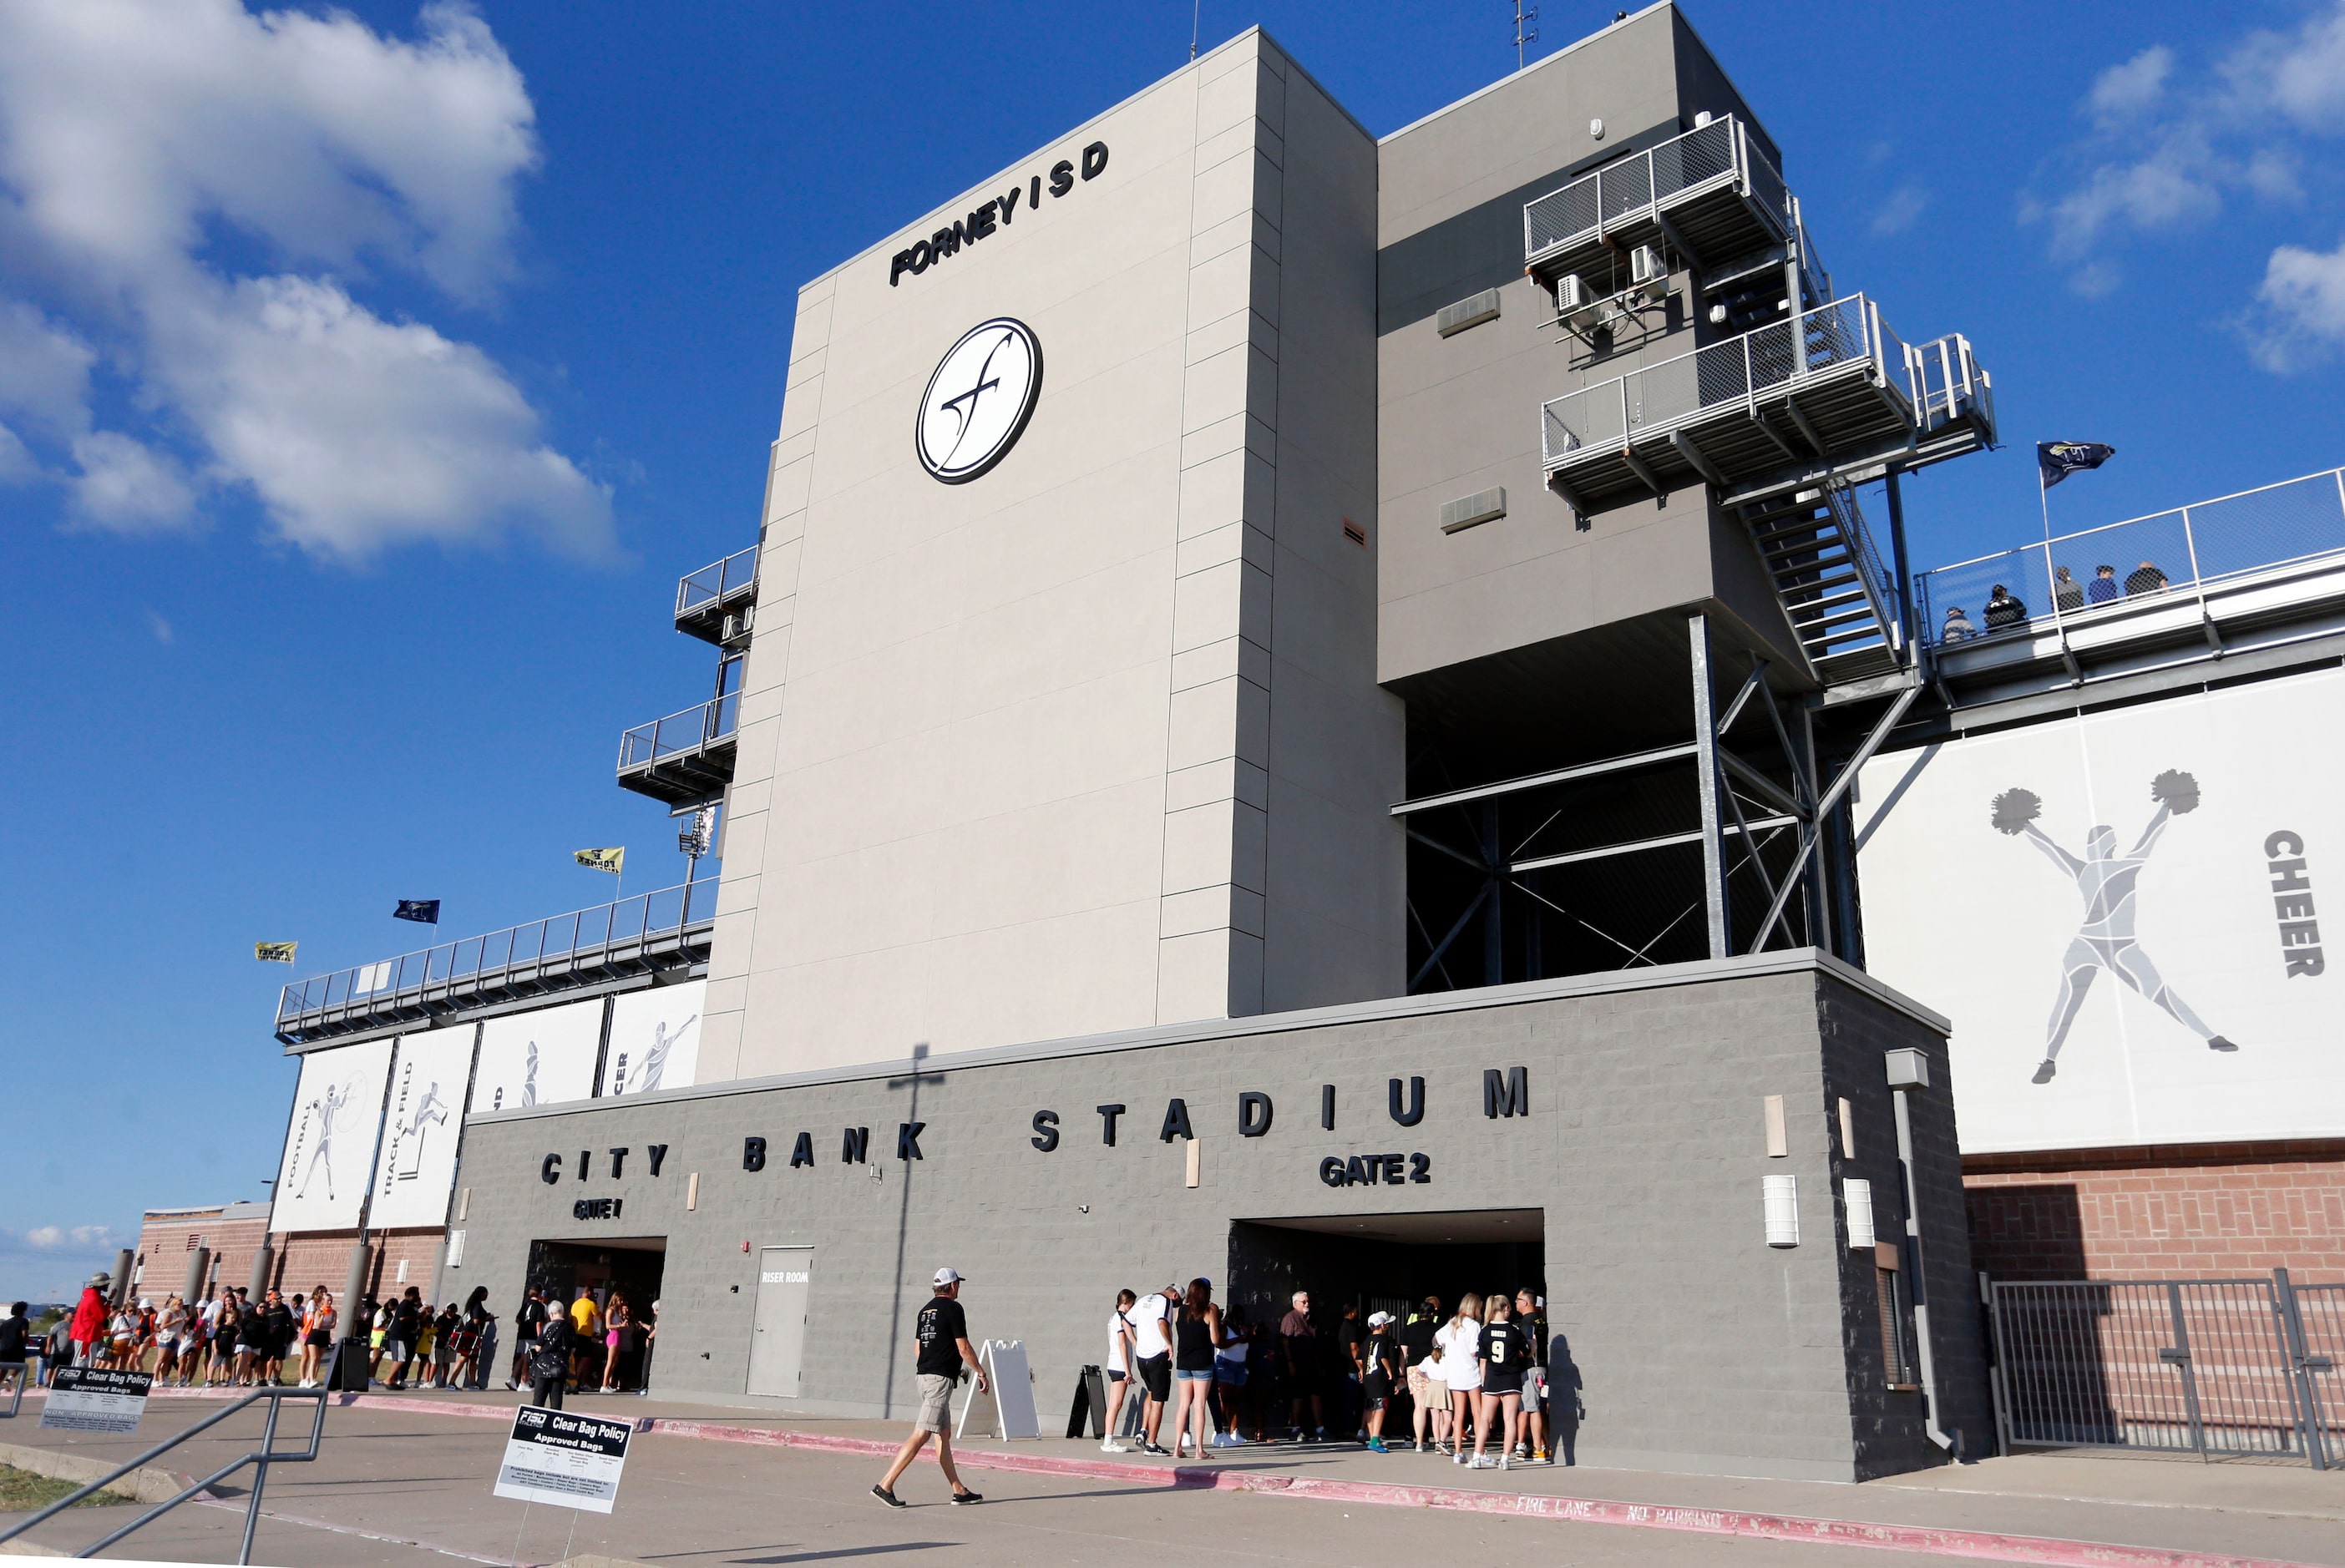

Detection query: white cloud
xmin=0 ymin=0 xmax=613 ymax=559
xmin=0 ymin=300 xmax=94 ymax=439
xmin=21 ymin=1225 xmax=115 ymax=1249
xmin=2089 ymin=45 xmax=2173 ymax=124
xmin=2245 ymin=238 xmax=2345 ymax=371
xmin=1870 ymin=184 xmax=1930 ymax=238
xmin=68 ymin=431 xmax=197 ymax=530
xmin=0 ymin=421 xmax=34 ymax=481
xmin=2027 ymin=2 xmax=2345 ymax=370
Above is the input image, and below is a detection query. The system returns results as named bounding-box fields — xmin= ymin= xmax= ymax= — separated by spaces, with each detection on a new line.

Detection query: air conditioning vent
xmin=1436 ymin=287 xmax=1502 ymax=336
xmin=1439 ymin=487 xmax=1508 ymax=534
xmin=1555 ymin=275 xmax=1586 ymax=312
xmin=1631 ymin=244 xmax=1664 ymax=285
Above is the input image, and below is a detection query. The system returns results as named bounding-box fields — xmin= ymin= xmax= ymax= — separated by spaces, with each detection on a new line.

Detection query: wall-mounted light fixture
xmin=1763 ymin=1173 xmax=1799 ymax=1247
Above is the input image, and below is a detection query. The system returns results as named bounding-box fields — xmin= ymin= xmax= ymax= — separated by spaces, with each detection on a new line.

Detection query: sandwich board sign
xmin=954 ymin=1339 xmax=1039 ymax=1440
xmin=493 ymin=1406 xmax=634 ymax=1514
xmin=41 ymin=1368 xmax=151 ymax=1434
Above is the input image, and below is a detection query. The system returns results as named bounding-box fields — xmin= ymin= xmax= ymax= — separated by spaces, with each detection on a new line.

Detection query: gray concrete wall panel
xmin=449 ymin=954 xmax=1977 ymax=1482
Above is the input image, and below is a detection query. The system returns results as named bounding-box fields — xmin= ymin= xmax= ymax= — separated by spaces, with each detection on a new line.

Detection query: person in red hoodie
xmin=68 ymin=1273 xmax=109 ymax=1368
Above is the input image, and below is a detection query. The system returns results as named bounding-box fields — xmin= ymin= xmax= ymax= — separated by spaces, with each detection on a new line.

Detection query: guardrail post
xmin=2165 ymin=1282 xmax=2207 ymax=1459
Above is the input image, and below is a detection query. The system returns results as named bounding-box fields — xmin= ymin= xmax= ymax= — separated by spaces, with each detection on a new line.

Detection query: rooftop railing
xmin=1542 ymin=293 xmax=1907 ymax=468
xmin=276 ymin=880 xmax=717 ymax=1026
xmin=619 ymin=690 xmax=739 ymax=771
xmin=676 ymin=545 xmax=757 ymax=618
xmin=1522 ymin=115 xmax=1788 ymax=269
xmin=1914 ymin=465 xmax=2345 ymax=650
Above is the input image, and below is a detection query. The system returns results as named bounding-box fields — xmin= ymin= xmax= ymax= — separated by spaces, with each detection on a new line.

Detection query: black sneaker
xmin=1142 ymin=1441 xmax=1171 ymax=1456
xmin=950 ymin=1490 xmax=984 ymax=1505
xmin=870 ymin=1484 xmax=906 ymax=1510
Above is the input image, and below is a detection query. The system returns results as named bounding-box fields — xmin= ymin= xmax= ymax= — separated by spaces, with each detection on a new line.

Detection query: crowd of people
xmin=1096 ymin=1278 xmax=1577 ymax=1469
xmin=504 ymin=1285 xmax=657 ymax=1407
xmin=1939 ymin=559 xmax=2174 ymax=644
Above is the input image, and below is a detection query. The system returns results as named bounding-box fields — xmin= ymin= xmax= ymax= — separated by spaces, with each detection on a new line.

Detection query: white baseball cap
xmin=1367 ymin=1311 xmax=1395 ymax=1328
xmin=933 ymin=1267 xmax=964 ymax=1287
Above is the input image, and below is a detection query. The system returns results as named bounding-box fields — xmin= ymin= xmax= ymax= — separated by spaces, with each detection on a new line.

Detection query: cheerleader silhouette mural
xmin=1993 ymin=768 xmax=2240 ymax=1084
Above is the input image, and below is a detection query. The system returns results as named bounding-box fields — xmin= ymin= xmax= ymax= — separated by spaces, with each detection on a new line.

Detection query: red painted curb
xmin=51 ymin=1387 xmax=2320 ymax=1567
xmin=635 ymin=1419 xmax=2320 ymax=1568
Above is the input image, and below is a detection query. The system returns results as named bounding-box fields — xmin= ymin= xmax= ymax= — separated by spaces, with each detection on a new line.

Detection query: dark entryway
xmin=524 ymin=1237 xmax=666 ymax=1390
xmin=1228 ymin=1209 xmax=1545 ymax=1327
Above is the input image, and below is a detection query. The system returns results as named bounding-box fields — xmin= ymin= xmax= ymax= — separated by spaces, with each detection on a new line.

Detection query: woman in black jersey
xmin=1171 ymin=1277 xmax=1225 ymax=1459
xmin=1471 ymin=1292 xmax=1527 ymax=1469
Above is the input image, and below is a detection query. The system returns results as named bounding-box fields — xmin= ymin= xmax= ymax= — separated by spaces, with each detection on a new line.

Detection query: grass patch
xmin=0 ymin=1464 xmax=134 ymax=1511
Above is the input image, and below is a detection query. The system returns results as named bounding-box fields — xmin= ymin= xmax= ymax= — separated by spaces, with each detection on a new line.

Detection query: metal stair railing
xmin=0 ymin=1385 xmax=327 ymax=1564
xmin=0 ymin=1363 xmax=24 ymax=1419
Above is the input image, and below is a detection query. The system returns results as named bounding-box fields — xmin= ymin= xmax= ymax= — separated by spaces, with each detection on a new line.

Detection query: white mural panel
xmin=1856 ymin=666 xmax=2344 ymax=1152
xmin=270 ymin=1039 xmax=394 ymax=1232
xmin=368 ymin=1026 xmax=478 ymax=1229
xmin=474 ymin=998 xmax=603 ymax=1115
xmin=602 ymin=982 xmax=705 ymax=1099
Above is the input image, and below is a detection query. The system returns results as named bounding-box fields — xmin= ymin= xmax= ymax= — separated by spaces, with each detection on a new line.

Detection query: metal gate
xmin=1988 ymin=1270 xmax=2340 ymax=1467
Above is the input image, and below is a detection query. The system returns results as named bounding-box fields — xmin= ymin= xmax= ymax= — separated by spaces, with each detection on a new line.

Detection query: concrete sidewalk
xmin=7 ymin=1382 xmax=2338 ymax=1567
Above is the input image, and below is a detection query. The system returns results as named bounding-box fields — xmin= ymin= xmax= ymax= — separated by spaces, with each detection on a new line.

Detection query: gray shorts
xmin=1521 ymin=1366 xmax=1547 ymax=1414
xmin=915 ymin=1373 xmax=956 ymax=1434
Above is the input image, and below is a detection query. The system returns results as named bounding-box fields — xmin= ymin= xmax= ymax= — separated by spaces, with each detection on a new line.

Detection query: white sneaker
xmin=1100 ymin=1439 xmax=1125 ymax=1453
xmin=1499 ymin=1454 xmax=1512 ymax=1470
xmin=1470 ymin=1454 xmax=1496 ymax=1469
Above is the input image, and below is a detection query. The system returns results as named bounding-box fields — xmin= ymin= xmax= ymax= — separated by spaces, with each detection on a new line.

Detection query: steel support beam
xmin=1621 ymin=443 xmax=1670 ymax=500
xmin=1508 ymin=813 xmax=1797 ymax=873
xmin=1752 ymin=682 xmax=1920 ymax=950
xmin=1390 ymin=743 xmax=1699 ymax=816
xmin=1670 ymin=428 xmax=1726 ymax=488
xmin=1689 ymin=613 xmax=1731 ymax=959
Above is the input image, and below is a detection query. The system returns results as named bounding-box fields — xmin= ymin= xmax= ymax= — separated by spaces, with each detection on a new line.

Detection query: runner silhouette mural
xmin=1992 ymin=768 xmax=2239 ymax=1084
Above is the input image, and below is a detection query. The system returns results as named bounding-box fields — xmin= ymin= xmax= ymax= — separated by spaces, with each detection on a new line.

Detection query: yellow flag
xmin=255 ymin=942 xmax=297 ymax=964
xmin=575 ymin=847 xmax=626 ymax=875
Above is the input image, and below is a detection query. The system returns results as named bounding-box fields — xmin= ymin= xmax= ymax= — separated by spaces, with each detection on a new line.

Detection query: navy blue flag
xmin=2038 ymin=441 xmax=2115 ymax=490
xmin=393 ymin=898 xmax=441 ymax=924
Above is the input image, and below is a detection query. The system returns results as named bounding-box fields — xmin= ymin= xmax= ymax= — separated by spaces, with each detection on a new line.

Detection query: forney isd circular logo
xmin=915 ymin=317 xmax=1041 ymax=483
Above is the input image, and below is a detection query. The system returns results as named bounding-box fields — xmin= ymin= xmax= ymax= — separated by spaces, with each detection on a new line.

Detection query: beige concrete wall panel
xmin=923 ymin=779 xmax=1167 ymax=938
xmin=1185 ymin=302 xmax=1277 ymax=370
xmin=1165 ymin=673 xmax=1271 ymax=774
xmin=1183 ymin=240 xmax=1279 ymax=332
xmin=1166 ymin=756 xmax=1269 ymax=816
xmin=773 ymin=427 xmax=817 ymax=468
xmin=1153 ymin=928 xmax=1238 ymax=1023
xmin=1180 ymin=341 xmax=1279 ymax=438
xmin=1172 ymin=518 xmax=1274 ymax=581
xmin=947 ymin=553 xmax=1175 ymax=719
xmin=1188 ymin=209 xmax=1281 ymax=272
xmin=1178 ymin=410 xmax=1275 ymax=473
xmin=1175 ymin=448 xmax=1274 ymax=541
xmin=1158 ymin=882 xmax=1268 ymax=941
xmin=765 ymin=453 xmax=815 ymax=527
xmin=919 ymin=902 xmax=1162 ymax=1050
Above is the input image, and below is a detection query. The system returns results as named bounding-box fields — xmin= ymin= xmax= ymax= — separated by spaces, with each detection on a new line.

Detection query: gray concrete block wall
xmin=449 ymin=953 xmax=1970 ymax=1482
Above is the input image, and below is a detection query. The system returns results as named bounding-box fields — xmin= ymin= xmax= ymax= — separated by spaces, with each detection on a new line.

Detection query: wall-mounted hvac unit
xmin=1555 ymin=274 xmax=1586 ymax=313
xmin=1631 ymin=245 xmax=1664 ymax=286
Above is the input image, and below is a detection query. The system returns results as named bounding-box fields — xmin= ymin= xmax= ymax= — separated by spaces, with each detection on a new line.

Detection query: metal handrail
xmin=0 ymin=1385 xmax=326 ymax=1565
xmin=1914 ymin=463 xmax=2345 ymax=650
xmin=1522 ymin=115 xmax=1785 ymax=265
xmin=276 ymin=880 xmax=717 ymax=1024
xmin=618 ymin=690 xmax=740 ymax=770
xmin=0 ymin=1362 xmax=23 ymax=1419
xmin=1541 ymin=292 xmax=1912 ymax=468
xmin=676 ymin=545 xmax=757 ymax=617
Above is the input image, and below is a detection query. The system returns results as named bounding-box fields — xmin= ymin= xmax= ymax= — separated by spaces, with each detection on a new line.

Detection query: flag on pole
xmin=2037 ymin=442 xmax=2115 ymax=490
xmin=254 ymin=942 xmax=297 ymax=964
xmin=393 ymin=898 xmax=441 ymax=924
xmin=575 ymin=847 xmax=626 ymax=876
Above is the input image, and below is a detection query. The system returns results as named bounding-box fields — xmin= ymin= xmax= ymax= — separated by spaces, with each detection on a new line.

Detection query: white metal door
xmin=746 ymin=1246 xmax=813 ymax=1396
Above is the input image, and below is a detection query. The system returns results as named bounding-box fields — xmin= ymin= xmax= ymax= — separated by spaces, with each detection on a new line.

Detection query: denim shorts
xmin=1175 ymin=1368 xmax=1215 ymax=1382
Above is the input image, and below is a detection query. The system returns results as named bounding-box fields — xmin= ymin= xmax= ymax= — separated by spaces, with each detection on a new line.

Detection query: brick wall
xmin=131 ymin=1211 xmax=269 ymax=1302
xmin=1964 ymin=1141 xmax=2345 ymax=1280
xmin=266 ymin=1229 xmax=447 ymax=1302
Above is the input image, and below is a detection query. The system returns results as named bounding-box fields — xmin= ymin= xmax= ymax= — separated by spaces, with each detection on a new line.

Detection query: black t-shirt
xmin=1335 ymin=1320 xmax=1366 ymax=1372
xmin=0 ymin=1314 xmax=28 ymax=1360
xmin=1397 ymin=1316 xmax=1436 ymax=1363
xmin=915 ymin=1296 xmax=968 ymax=1378
xmin=1362 ymin=1333 xmax=1402 ymax=1387
xmin=1478 ymin=1322 xmax=1527 ymax=1390
xmin=519 ymin=1299 xmax=548 ymax=1334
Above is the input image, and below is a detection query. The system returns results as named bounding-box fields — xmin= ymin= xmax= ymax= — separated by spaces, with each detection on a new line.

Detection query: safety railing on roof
xmin=1542 ymin=293 xmax=1909 ymax=467
xmin=619 ymin=691 xmax=739 ymax=771
xmin=276 ymin=881 xmax=717 ymax=1024
xmin=676 ymin=545 xmax=757 ymax=618
xmin=1913 ymin=465 xmax=2345 ymax=649
xmin=1522 ymin=115 xmax=1785 ymax=266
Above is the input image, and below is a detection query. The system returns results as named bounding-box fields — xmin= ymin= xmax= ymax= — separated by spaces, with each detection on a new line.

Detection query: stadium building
xmin=237 ymin=4 xmax=2345 ymax=1476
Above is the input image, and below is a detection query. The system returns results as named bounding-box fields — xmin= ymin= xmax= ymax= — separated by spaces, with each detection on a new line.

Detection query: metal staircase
xmin=1740 ymin=484 xmax=1904 ymax=684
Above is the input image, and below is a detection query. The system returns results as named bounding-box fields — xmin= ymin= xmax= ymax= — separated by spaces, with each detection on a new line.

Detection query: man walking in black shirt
xmin=873 ymin=1268 xmax=987 ymax=1509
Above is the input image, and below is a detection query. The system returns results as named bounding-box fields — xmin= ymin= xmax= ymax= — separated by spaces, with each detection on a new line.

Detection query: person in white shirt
xmin=1432 ymin=1292 xmax=1484 ymax=1464
xmin=1126 ymin=1280 xmax=1180 ymax=1456
xmin=1100 ymin=1289 xmax=1137 ymax=1453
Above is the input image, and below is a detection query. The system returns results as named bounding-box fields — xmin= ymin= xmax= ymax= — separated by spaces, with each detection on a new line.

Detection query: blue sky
xmin=4 ymin=0 xmax=2342 ymax=1301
